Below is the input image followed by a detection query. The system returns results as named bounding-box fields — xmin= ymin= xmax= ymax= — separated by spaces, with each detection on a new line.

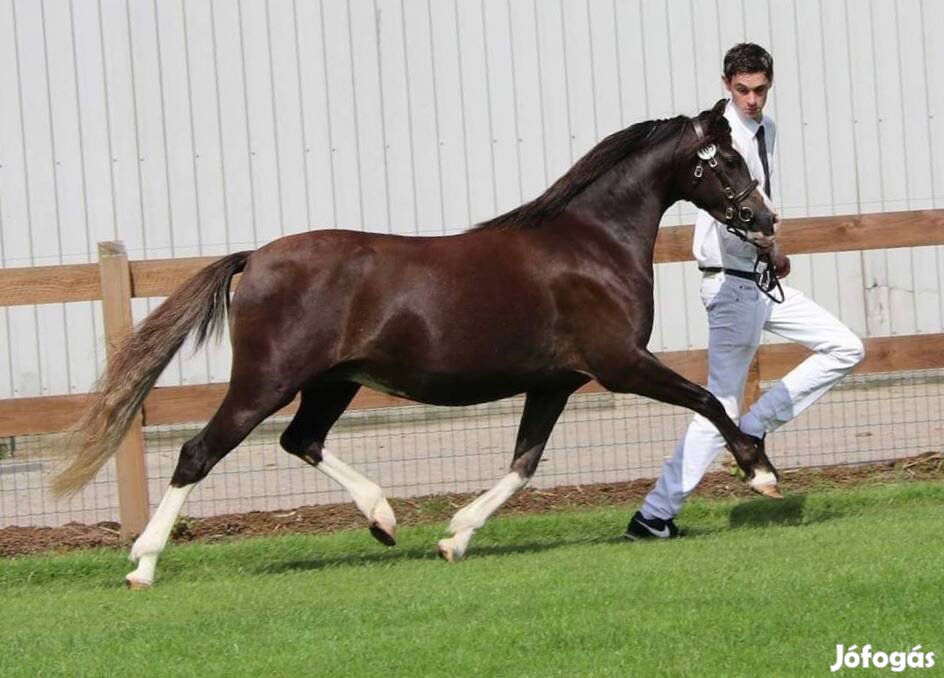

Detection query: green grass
xmin=2 ymin=481 xmax=942 ymax=677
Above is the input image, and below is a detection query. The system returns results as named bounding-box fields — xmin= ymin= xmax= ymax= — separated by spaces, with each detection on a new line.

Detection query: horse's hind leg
xmin=438 ymin=386 xmax=574 ymax=562
xmin=279 ymin=382 xmax=398 ymax=546
xmin=125 ymin=383 xmax=297 ymax=589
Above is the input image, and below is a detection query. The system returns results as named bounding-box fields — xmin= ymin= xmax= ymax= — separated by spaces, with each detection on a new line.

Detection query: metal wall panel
xmin=1 ymin=0 xmax=942 ymax=397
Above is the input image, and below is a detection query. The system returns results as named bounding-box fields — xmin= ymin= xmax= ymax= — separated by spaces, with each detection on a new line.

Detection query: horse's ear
xmin=709 ymin=98 xmax=727 ymax=121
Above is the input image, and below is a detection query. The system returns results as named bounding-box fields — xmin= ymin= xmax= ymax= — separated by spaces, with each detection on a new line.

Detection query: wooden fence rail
xmin=1 ymin=209 xmax=943 ymax=536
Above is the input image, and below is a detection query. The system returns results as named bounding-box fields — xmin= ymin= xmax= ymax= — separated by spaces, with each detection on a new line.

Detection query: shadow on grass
xmin=259 ymin=496 xmax=850 ymax=575
xmin=257 ymin=535 xmax=625 ymax=575
xmin=727 ymin=493 xmax=840 ymax=530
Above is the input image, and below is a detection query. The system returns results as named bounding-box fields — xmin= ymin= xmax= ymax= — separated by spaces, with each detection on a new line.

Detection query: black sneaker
xmin=623 ymin=511 xmax=680 ymax=541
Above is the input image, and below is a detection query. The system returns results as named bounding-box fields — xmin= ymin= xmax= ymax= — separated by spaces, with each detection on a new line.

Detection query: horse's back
xmin=228 ymin=228 xmax=591 ymax=400
xmin=240 ymin=227 xmax=558 ymax=312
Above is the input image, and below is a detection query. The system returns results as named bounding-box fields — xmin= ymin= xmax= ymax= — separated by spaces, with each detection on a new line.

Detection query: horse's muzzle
xmin=744 ymin=231 xmax=777 ymax=250
xmin=750 ymin=210 xmax=778 ymax=237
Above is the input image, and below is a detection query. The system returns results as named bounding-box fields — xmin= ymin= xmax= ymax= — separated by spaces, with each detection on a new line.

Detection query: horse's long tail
xmin=51 ymin=251 xmax=252 ymax=498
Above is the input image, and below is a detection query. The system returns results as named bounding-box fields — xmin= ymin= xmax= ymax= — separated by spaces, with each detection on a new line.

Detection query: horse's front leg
xmin=437 ymin=386 xmax=575 ymax=561
xmin=596 ymin=349 xmax=781 ymax=497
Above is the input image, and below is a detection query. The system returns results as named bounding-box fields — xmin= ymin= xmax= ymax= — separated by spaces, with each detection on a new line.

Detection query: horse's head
xmin=674 ymin=99 xmax=777 ymax=243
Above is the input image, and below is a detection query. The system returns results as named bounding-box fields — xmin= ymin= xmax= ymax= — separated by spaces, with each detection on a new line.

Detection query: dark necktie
xmin=756 ymin=125 xmax=771 ymax=199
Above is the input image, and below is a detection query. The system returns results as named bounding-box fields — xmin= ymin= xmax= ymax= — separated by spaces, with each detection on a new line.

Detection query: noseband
xmin=691 ymin=117 xmax=784 ymax=303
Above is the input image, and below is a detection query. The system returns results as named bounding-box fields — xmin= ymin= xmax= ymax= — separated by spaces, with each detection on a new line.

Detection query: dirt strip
xmin=2 ymin=452 xmax=941 ymax=558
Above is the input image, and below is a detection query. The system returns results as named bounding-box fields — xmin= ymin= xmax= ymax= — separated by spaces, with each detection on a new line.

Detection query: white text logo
xmin=831 ymin=645 xmax=935 ymax=672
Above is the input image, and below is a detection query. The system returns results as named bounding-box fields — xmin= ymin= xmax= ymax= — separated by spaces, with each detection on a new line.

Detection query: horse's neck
xmin=567 ymin=153 xmax=676 ymax=264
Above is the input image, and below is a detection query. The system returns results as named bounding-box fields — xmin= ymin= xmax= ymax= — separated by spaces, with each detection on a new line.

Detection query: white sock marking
xmin=126 ymin=483 xmax=194 ymax=586
xmin=449 ymin=472 xmax=528 ymax=534
xmin=317 ymin=450 xmax=395 ymax=528
xmin=749 ymin=469 xmax=778 ymax=490
xmin=439 ymin=472 xmax=528 ymax=560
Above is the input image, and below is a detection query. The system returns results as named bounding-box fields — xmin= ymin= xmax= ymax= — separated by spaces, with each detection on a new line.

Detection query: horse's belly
xmin=348 ymin=369 xmax=540 ymax=407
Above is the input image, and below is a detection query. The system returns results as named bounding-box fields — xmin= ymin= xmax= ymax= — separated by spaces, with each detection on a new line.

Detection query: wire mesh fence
xmin=1 ymin=369 xmax=941 ymax=529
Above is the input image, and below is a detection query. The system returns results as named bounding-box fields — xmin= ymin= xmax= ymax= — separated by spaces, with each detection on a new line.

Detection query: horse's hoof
xmin=125 ymin=576 xmax=152 ymax=591
xmin=748 ymin=469 xmax=782 ymax=499
xmin=437 ymin=539 xmax=458 ymax=563
xmin=369 ymin=521 xmax=397 ymax=547
xmin=752 ymin=483 xmax=783 ymax=499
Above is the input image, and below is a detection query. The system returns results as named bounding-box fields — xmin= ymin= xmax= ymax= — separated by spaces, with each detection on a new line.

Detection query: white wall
xmin=1 ymin=0 xmax=942 ymax=398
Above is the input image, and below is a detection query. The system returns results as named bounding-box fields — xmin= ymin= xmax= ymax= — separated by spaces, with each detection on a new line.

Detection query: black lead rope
xmin=724 ymin=224 xmax=785 ymax=304
xmin=754 ymin=253 xmax=785 ymax=304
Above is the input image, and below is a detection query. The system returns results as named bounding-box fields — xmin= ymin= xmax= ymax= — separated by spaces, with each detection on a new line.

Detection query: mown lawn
xmin=1 ymin=481 xmax=942 ymax=677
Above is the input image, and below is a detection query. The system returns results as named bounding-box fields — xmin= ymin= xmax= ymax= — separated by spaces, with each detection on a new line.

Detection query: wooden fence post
xmin=743 ymin=355 xmax=762 ymax=413
xmin=98 ymin=242 xmax=150 ymax=540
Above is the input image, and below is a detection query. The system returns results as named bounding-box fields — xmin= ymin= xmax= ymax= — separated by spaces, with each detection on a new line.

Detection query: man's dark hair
xmin=723 ymin=43 xmax=774 ymax=81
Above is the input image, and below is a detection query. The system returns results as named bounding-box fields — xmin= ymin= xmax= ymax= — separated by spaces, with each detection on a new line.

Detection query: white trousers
xmin=641 ymin=274 xmax=865 ymax=520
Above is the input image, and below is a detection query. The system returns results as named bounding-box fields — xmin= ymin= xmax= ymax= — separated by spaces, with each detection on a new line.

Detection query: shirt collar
xmin=724 ymin=99 xmax=764 ymax=137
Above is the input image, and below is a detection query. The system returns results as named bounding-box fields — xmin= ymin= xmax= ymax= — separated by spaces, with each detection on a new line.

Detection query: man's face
xmin=724 ymin=71 xmax=771 ymax=121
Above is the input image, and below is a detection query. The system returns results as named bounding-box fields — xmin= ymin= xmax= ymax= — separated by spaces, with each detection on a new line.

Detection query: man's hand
xmin=757 ymin=218 xmax=789 ymax=277
xmin=770 ymin=248 xmax=791 ymax=278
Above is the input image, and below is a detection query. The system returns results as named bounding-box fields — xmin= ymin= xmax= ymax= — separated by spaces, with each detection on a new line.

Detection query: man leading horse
xmin=626 ymin=43 xmax=865 ymax=541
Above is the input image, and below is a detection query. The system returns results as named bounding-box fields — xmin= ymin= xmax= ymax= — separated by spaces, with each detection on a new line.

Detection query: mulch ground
xmin=2 ymin=452 xmax=942 ymax=559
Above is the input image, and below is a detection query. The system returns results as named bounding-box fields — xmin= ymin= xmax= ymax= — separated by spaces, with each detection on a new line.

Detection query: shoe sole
xmin=623 ymin=529 xmax=680 ymax=541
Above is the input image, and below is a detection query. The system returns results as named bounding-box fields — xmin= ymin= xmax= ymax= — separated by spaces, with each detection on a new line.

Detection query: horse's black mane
xmin=473 ymin=115 xmax=688 ymax=230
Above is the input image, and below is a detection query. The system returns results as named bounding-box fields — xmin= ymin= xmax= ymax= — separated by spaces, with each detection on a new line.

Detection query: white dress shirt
xmin=692 ymin=99 xmax=776 ymax=271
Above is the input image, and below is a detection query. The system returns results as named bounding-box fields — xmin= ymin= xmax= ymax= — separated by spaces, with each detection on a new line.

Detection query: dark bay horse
xmin=54 ymin=99 xmax=781 ymax=588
